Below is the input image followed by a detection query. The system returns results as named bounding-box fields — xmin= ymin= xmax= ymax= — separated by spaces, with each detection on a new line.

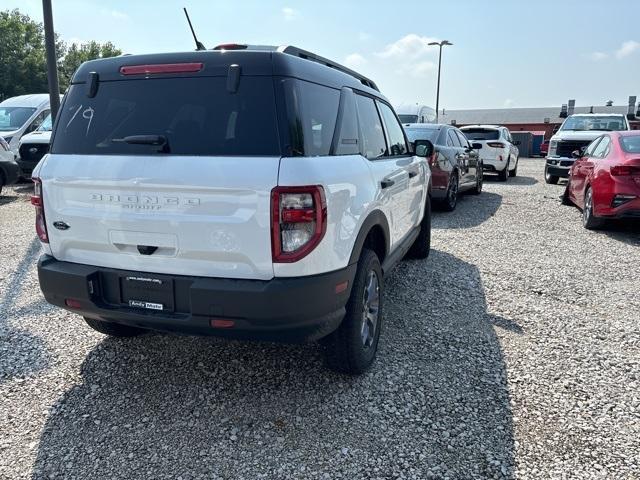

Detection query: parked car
xmin=460 ymin=125 xmax=519 ymax=181
xmin=0 ymin=94 xmax=57 ymax=154
xmin=0 ymin=136 xmax=20 ymax=195
xmin=396 ymin=103 xmax=436 ymax=124
xmin=562 ymin=131 xmax=640 ymax=229
xmin=545 ymin=113 xmax=630 ymax=184
xmin=33 ymin=44 xmax=432 ymax=374
xmin=404 ymin=123 xmax=483 ymax=211
xmin=18 ymin=112 xmax=52 ymax=178
xmin=540 ymin=140 xmax=549 ymax=157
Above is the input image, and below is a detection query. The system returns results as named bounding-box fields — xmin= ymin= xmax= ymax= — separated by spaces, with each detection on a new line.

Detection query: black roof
xmin=72 ymin=45 xmax=384 ymax=100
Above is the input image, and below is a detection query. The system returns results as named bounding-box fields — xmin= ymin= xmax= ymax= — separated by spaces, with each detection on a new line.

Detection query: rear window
xmin=405 ymin=128 xmax=439 ymax=144
xmin=461 ymin=128 xmax=500 ymax=141
xmin=620 ymin=135 xmax=640 ymax=153
xmin=51 ymin=76 xmax=280 ymax=156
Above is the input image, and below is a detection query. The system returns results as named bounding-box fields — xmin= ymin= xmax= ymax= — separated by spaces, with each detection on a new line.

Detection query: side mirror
xmin=472 ymin=142 xmax=482 ymax=149
xmin=571 ymin=150 xmax=582 ymax=159
xmin=414 ymin=139 xmax=434 ymax=158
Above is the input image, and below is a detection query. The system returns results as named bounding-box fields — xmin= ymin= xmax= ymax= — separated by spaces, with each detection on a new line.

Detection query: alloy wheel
xmin=360 ymin=270 xmax=380 ymax=349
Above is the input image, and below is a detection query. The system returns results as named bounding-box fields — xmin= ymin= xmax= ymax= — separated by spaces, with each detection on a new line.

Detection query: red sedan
xmin=563 ymin=131 xmax=640 ymax=229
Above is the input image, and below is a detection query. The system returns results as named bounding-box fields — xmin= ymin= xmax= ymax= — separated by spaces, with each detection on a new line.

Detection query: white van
xmin=0 ymin=94 xmax=57 ymax=154
xmin=395 ymin=103 xmax=436 ymax=124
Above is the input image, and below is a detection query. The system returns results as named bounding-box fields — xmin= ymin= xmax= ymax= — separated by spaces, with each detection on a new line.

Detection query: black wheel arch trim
xmin=348 ymin=210 xmax=391 ymax=265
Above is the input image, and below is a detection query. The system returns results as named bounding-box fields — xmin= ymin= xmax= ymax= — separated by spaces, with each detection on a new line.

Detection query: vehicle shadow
xmin=0 ymin=237 xmax=52 ymax=383
xmin=483 ymin=174 xmax=538 ymax=186
xmin=434 ymin=191 xmax=502 ymax=229
xmin=601 ymin=219 xmax=640 ymax=246
xmin=0 ymin=195 xmax=18 ymax=205
xmin=31 ymin=250 xmax=517 ymax=479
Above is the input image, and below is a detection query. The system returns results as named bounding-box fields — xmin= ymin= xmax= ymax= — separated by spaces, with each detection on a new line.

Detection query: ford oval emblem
xmin=53 ymin=221 xmax=70 ymax=230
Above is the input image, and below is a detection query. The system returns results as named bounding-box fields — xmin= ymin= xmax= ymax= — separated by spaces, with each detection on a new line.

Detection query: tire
xmin=323 ymin=248 xmax=383 ymax=374
xmin=582 ymin=186 xmax=604 ymax=230
xmin=498 ymin=161 xmax=509 ymax=182
xmin=544 ymin=165 xmax=559 ymax=184
xmin=406 ymin=194 xmax=431 ymax=259
xmin=84 ymin=317 xmax=146 ymax=337
xmin=441 ymin=172 xmax=459 ymax=211
xmin=561 ymin=183 xmax=573 ymax=206
xmin=471 ymin=163 xmax=483 ymax=195
xmin=509 ymin=157 xmax=518 ymax=177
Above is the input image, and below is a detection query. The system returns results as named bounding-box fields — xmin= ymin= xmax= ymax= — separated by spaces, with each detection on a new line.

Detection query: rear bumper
xmin=37 ymin=255 xmax=357 ymax=343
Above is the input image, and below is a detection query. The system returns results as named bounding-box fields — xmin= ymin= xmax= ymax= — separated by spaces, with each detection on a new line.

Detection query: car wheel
xmin=406 ymin=194 xmax=431 ymax=259
xmin=471 ymin=163 xmax=483 ymax=195
xmin=509 ymin=157 xmax=518 ymax=177
xmin=561 ymin=182 xmax=573 ymax=206
xmin=544 ymin=165 xmax=559 ymax=184
xmin=498 ymin=161 xmax=509 ymax=182
xmin=582 ymin=186 xmax=604 ymax=230
xmin=442 ymin=172 xmax=459 ymax=211
xmin=323 ymin=248 xmax=383 ymax=374
xmin=84 ymin=317 xmax=147 ymax=337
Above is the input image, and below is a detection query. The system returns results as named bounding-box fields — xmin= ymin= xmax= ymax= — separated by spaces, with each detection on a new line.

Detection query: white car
xmin=0 ymin=94 xmax=57 ymax=154
xmin=460 ymin=125 xmax=520 ymax=181
xmin=33 ymin=45 xmax=432 ymax=374
xmin=544 ymin=113 xmax=630 ymax=184
xmin=395 ymin=103 xmax=436 ymax=124
xmin=17 ymin=112 xmax=52 ymax=178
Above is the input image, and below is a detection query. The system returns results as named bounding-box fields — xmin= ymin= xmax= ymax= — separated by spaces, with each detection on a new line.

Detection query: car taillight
xmin=487 ymin=142 xmax=506 ymax=148
xmin=119 ymin=63 xmax=203 ymax=75
xmin=31 ymin=177 xmax=49 ymax=243
xmin=428 ymin=151 xmax=438 ymax=167
xmin=271 ymin=186 xmax=327 ymax=263
xmin=611 ymin=165 xmax=640 ymax=176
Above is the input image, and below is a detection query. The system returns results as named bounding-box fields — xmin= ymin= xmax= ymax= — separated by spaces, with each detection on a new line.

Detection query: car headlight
xmin=549 ymin=140 xmax=558 ymax=156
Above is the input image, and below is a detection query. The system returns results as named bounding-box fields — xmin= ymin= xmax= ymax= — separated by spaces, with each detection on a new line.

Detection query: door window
xmin=592 ymin=135 xmax=610 ymax=158
xmin=583 ymin=137 xmax=602 ymax=157
xmin=455 ymin=130 xmax=470 ymax=148
xmin=354 ymin=94 xmax=387 ymax=159
xmin=447 ymin=130 xmax=462 ymax=147
xmin=26 ymin=110 xmax=49 ymax=134
xmin=376 ymin=101 xmax=408 ymax=156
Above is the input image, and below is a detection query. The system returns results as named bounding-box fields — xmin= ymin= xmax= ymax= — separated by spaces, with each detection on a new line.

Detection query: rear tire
xmin=84 ymin=317 xmax=146 ymax=337
xmin=406 ymin=195 xmax=431 ymax=259
xmin=582 ymin=186 xmax=604 ymax=230
xmin=471 ymin=163 xmax=483 ymax=195
xmin=323 ymin=249 xmax=383 ymax=374
xmin=509 ymin=157 xmax=518 ymax=177
xmin=544 ymin=165 xmax=559 ymax=184
xmin=441 ymin=172 xmax=459 ymax=211
xmin=498 ymin=161 xmax=509 ymax=182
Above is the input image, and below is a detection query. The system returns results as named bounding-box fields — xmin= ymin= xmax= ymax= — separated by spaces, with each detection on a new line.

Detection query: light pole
xmin=42 ymin=0 xmax=60 ymax=120
xmin=428 ymin=40 xmax=452 ymax=123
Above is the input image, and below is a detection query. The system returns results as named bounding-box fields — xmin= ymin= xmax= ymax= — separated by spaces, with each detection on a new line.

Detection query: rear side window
xmin=377 ymin=102 xmax=408 ymax=156
xmin=295 ymin=80 xmax=340 ymax=156
xmin=51 ymin=76 xmax=280 ymax=156
xmin=620 ymin=135 xmax=640 ymax=153
xmin=448 ymin=130 xmax=462 ymax=147
xmin=462 ymin=128 xmax=500 ymax=141
xmin=405 ymin=128 xmax=439 ymax=144
xmin=455 ymin=130 xmax=470 ymax=148
xmin=333 ymin=88 xmax=360 ymax=156
xmin=355 ymin=94 xmax=386 ymax=159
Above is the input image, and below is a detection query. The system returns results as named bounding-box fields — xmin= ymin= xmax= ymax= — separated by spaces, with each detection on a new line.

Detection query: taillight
xmin=119 ymin=63 xmax=203 ymax=75
xmin=611 ymin=165 xmax=640 ymax=176
xmin=31 ymin=177 xmax=49 ymax=243
xmin=487 ymin=142 xmax=506 ymax=148
xmin=271 ymin=186 xmax=327 ymax=263
xmin=428 ymin=151 xmax=438 ymax=167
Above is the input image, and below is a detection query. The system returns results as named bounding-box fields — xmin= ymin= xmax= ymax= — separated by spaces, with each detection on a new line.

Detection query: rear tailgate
xmin=41 ymin=59 xmax=282 ymax=280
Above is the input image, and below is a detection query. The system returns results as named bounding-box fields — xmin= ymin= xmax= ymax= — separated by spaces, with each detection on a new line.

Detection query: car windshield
xmin=37 ymin=113 xmax=53 ymax=132
xmin=404 ymin=128 xmax=439 ymax=143
xmin=620 ymin=135 xmax=640 ymax=153
xmin=561 ymin=116 xmax=626 ymax=132
xmin=0 ymin=107 xmax=37 ymax=132
xmin=51 ymin=76 xmax=280 ymax=156
xmin=461 ymin=128 xmax=500 ymax=140
xmin=398 ymin=114 xmax=418 ymax=123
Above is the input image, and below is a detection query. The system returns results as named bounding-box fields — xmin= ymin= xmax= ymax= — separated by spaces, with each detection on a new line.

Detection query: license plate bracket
xmin=121 ymin=275 xmax=174 ymax=312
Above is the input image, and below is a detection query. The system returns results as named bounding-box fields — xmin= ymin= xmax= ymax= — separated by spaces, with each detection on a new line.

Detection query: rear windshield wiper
xmin=112 ymin=135 xmax=170 ymax=152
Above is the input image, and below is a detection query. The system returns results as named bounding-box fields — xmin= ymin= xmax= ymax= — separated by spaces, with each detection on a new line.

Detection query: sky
xmin=6 ymin=0 xmax=640 ymax=110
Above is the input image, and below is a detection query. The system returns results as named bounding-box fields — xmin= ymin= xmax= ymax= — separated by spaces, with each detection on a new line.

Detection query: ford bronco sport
xmin=33 ymin=45 xmax=432 ymax=373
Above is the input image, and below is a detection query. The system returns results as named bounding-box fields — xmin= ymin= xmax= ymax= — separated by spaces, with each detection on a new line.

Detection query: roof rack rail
xmin=278 ymin=46 xmax=379 ymax=92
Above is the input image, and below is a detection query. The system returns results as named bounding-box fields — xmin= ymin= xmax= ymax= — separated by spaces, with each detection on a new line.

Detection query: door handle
xmin=381 ymin=179 xmax=395 ymax=189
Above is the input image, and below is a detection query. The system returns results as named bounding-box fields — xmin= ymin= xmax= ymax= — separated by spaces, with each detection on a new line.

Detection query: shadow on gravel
xmin=0 ymin=237 xmax=51 ymax=383
xmin=32 ymin=250 xmax=516 ymax=479
xmin=0 ymin=195 xmax=18 ymax=205
xmin=601 ymin=219 xmax=640 ymax=246
xmin=484 ymin=175 xmax=538 ymax=186
xmin=434 ymin=191 xmax=502 ymax=229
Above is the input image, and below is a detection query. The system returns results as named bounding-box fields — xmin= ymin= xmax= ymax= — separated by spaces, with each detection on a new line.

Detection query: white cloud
xmin=100 ymin=8 xmax=130 ymax=21
xmin=615 ymin=40 xmax=640 ymax=59
xmin=377 ymin=34 xmax=440 ymax=59
xmin=588 ymin=51 xmax=608 ymax=61
xmin=344 ymin=53 xmax=367 ymax=69
xmin=281 ymin=7 xmax=298 ymax=21
xmin=358 ymin=32 xmax=371 ymax=41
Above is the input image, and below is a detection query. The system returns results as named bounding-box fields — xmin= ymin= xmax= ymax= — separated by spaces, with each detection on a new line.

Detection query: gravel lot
xmin=1 ymin=158 xmax=639 ymax=479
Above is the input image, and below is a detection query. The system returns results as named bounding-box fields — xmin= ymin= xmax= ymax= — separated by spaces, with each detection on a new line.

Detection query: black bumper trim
xmin=545 ymin=166 xmax=570 ymax=178
xmin=37 ymin=255 xmax=357 ymax=343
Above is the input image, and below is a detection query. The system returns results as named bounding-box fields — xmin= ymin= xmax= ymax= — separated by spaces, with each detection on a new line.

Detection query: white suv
xmin=460 ymin=125 xmax=520 ymax=181
xmin=33 ymin=45 xmax=432 ymax=374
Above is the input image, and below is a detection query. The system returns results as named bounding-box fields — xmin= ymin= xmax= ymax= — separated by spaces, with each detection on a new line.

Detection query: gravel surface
xmin=1 ymin=159 xmax=639 ymax=479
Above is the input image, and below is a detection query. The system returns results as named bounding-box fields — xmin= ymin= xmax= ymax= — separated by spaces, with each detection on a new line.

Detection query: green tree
xmin=59 ymin=41 xmax=122 ymax=89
